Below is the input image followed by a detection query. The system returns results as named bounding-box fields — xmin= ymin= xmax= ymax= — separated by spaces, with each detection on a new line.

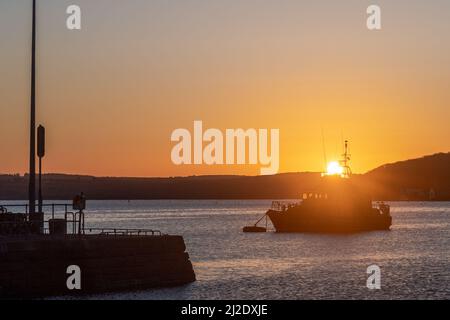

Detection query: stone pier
xmin=0 ymin=234 xmax=196 ymax=298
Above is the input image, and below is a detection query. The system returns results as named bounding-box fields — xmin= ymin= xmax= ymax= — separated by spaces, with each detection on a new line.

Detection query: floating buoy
xmin=243 ymin=226 xmax=267 ymax=233
xmin=243 ymin=212 xmax=269 ymax=232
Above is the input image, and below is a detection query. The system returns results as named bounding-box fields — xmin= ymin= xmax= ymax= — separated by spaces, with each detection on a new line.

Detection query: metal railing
xmin=0 ymin=203 xmax=78 ymax=235
xmin=271 ymin=201 xmax=300 ymax=211
xmin=0 ymin=203 xmax=72 ymax=219
xmin=85 ymin=228 xmax=162 ymax=236
xmin=0 ymin=203 xmax=163 ymax=237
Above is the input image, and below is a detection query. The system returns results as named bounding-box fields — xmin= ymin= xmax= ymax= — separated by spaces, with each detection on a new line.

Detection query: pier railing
xmin=85 ymin=228 xmax=162 ymax=236
xmin=0 ymin=203 xmax=82 ymax=235
xmin=0 ymin=203 xmax=71 ymax=219
xmin=0 ymin=203 xmax=163 ymax=236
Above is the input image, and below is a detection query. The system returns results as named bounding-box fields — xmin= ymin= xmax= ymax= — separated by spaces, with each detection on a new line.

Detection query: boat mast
xmin=340 ymin=140 xmax=352 ymax=178
xmin=29 ymin=0 xmax=37 ymax=215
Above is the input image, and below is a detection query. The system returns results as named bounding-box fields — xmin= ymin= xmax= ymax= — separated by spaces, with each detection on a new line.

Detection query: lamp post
xmin=29 ymin=0 xmax=37 ymax=215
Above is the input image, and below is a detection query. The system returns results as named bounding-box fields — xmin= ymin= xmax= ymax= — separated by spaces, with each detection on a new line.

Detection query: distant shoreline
xmin=2 ymin=199 xmax=450 ymax=202
xmin=1 ymin=152 xmax=450 ymax=201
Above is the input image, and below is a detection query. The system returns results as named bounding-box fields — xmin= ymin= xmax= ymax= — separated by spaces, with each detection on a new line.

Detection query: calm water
xmin=3 ymin=200 xmax=449 ymax=299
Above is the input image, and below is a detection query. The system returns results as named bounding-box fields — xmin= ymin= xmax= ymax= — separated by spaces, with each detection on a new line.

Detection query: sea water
xmin=2 ymin=200 xmax=449 ymax=299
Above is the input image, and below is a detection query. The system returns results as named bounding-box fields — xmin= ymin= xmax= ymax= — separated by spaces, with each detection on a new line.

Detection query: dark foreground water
xmin=3 ymin=200 xmax=449 ymax=299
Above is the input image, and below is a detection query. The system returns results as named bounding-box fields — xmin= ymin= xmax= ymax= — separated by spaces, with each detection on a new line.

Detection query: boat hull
xmin=267 ymin=209 xmax=392 ymax=233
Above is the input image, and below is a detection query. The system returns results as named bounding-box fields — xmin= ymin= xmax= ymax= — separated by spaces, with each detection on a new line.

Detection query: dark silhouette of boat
xmin=265 ymin=141 xmax=392 ymax=233
xmin=267 ymin=188 xmax=391 ymax=233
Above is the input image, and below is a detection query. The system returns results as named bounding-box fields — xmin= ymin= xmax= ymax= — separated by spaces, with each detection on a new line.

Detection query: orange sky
xmin=1 ymin=0 xmax=449 ymax=177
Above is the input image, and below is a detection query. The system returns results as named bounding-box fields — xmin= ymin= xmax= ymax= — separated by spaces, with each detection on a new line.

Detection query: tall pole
xmin=29 ymin=0 xmax=37 ymax=215
xmin=37 ymin=125 xmax=45 ymax=214
xmin=38 ymin=156 xmax=42 ymax=213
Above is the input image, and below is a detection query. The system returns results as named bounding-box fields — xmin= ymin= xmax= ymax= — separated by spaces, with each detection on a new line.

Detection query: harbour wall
xmin=0 ymin=235 xmax=196 ymax=298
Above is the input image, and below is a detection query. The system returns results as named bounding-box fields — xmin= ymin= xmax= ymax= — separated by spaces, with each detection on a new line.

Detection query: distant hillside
xmin=361 ymin=152 xmax=450 ymax=200
xmin=1 ymin=152 xmax=449 ymax=200
xmin=0 ymin=172 xmax=323 ymax=200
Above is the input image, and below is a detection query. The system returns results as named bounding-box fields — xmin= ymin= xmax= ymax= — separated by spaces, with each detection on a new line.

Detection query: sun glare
xmin=326 ymin=161 xmax=344 ymax=176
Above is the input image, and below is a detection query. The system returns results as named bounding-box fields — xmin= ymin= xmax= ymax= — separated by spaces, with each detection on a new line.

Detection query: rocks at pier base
xmin=0 ymin=235 xmax=196 ymax=298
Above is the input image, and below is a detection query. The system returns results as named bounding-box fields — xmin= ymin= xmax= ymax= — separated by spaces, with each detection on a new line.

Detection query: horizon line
xmin=1 ymin=151 xmax=449 ymax=180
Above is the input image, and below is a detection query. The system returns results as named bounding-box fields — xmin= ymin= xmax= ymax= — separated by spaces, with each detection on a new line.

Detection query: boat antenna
xmin=340 ymin=140 xmax=352 ymax=178
xmin=29 ymin=0 xmax=37 ymax=215
xmin=321 ymin=128 xmax=328 ymax=171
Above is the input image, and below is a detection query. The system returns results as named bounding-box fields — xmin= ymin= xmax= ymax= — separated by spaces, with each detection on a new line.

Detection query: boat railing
xmin=374 ymin=202 xmax=391 ymax=215
xmin=271 ymin=201 xmax=300 ymax=211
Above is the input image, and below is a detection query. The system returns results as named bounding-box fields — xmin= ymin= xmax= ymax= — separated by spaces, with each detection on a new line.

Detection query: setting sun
xmin=326 ymin=161 xmax=344 ymax=176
